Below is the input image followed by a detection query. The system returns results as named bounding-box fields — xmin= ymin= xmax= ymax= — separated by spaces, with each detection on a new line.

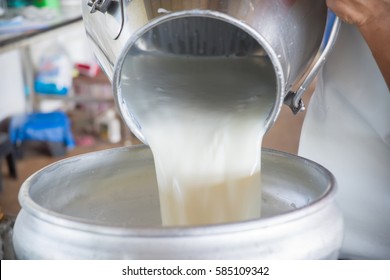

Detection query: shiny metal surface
xmin=287 ymin=15 xmax=341 ymax=113
xmin=82 ymin=0 xmax=339 ymax=142
xmin=88 ymin=0 xmax=114 ymax=14
xmin=13 ymin=146 xmax=343 ymax=259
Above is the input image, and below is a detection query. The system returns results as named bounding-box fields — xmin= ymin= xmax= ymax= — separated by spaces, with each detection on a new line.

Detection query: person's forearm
xmin=326 ymin=0 xmax=390 ymax=89
xmin=358 ymin=15 xmax=390 ymax=89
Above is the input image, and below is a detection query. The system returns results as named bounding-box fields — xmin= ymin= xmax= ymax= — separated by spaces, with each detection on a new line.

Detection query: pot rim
xmin=18 ymin=145 xmax=337 ymax=237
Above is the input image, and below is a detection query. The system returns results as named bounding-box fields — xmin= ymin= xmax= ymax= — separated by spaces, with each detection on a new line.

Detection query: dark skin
xmin=326 ymin=0 xmax=390 ymax=89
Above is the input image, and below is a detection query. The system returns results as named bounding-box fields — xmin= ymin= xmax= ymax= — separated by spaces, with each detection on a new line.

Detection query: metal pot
xmin=13 ymin=146 xmax=343 ymax=259
xmin=82 ymin=0 xmax=340 ymax=142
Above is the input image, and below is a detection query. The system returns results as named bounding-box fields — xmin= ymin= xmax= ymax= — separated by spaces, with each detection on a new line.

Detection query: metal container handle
xmin=284 ymin=13 xmax=341 ymax=114
xmin=88 ymin=0 xmax=112 ymax=13
xmin=87 ymin=0 xmax=125 ymax=40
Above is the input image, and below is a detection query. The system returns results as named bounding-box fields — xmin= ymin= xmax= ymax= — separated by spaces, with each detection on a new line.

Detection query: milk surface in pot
xmin=120 ymin=54 xmax=275 ymax=226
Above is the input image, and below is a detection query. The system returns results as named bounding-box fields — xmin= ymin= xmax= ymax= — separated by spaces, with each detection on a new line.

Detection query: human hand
xmin=326 ymin=0 xmax=390 ymax=28
xmin=327 ymin=0 xmax=390 ymax=89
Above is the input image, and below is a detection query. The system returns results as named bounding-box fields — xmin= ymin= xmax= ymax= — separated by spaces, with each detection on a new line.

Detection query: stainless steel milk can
xmin=82 ymin=0 xmax=340 ymax=142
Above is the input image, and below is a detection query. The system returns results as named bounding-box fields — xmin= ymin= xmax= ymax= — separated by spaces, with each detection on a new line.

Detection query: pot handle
xmin=284 ymin=12 xmax=341 ymax=114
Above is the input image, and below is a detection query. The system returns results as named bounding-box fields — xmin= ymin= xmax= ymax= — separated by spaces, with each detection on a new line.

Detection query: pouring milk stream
xmin=120 ymin=55 xmax=275 ymax=226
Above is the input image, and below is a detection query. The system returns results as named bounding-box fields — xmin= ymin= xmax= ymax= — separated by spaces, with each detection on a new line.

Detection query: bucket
xmin=82 ymin=0 xmax=340 ymax=142
xmin=13 ymin=146 xmax=343 ymax=259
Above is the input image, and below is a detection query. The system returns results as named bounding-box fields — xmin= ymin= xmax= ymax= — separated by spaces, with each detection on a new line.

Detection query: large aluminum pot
xmin=13 ymin=146 xmax=343 ymax=259
xmin=82 ymin=0 xmax=340 ymax=143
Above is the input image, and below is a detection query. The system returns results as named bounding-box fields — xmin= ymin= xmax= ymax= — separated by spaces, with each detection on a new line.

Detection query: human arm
xmin=326 ymin=0 xmax=390 ymax=89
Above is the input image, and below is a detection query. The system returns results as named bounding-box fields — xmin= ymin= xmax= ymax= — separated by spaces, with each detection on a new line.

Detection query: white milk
xmin=121 ymin=55 xmax=275 ymax=226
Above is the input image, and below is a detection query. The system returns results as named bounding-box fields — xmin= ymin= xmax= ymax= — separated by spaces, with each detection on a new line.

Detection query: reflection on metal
xmin=87 ymin=0 xmax=124 ymax=39
xmin=285 ymin=16 xmax=341 ymax=114
xmin=88 ymin=0 xmax=113 ymax=14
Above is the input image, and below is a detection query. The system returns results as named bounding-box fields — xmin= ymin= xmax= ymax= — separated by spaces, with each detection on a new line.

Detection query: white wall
xmin=0 ymin=24 xmax=95 ymax=119
xmin=0 ymin=50 xmax=26 ymax=121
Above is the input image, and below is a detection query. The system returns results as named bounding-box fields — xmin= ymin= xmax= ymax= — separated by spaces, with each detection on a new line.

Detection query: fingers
xmin=326 ymin=0 xmax=379 ymax=26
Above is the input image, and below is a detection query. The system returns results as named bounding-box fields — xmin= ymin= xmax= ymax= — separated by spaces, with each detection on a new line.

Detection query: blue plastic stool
xmin=9 ymin=111 xmax=75 ymax=157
